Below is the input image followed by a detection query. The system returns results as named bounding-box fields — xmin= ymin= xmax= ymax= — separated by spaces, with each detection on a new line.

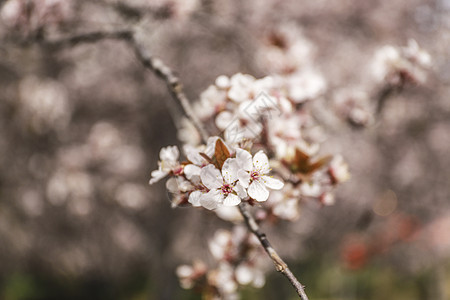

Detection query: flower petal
xmin=215 ymin=111 xmax=234 ymax=130
xmin=183 ymin=144 xmax=205 ymax=165
xmin=215 ymin=206 xmax=243 ymax=222
xmin=200 ymin=164 xmax=222 ymax=190
xmin=223 ymin=193 xmax=241 ymax=206
xmin=235 ymin=264 xmax=253 ymax=285
xmin=248 ymin=180 xmax=269 ymax=202
xmin=252 ymin=270 xmax=266 ymax=288
xmin=177 ymin=178 xmax=193 ymax=192
xmin=262 ymin=176 xmax=284 ymax=190
xmin=200 ymin=189 xmax=222 ymax=210
xmin=204 ymin=136 xmax=219 ymax=158
xmin=184 ymin=164 xmax=201 ymax=180
xmin=300 ymin=182 xmax=321 ymax=197
xmin=234 ymin=182 xmax=248 ymax=199
xmin=235 ymin=148 xmax=253 ymax=171
xmin=149 ymin=169 xmax=168 ymax=184
xmin=228 ymin=85 xmax=249 ymax=102
xmin=237 ymin=169 xmax=251 ymax=188
xmin=224 ymin=120 xmax=246 ymax=145
xmin=253 ymin=150 xmax=270 ymax=174
xmin=222 ymin=158 xmax=239 ymax=184
xmin=160 ymin=146 xmax=179 ymax=162
xmin=165 ymin=177 xmax=178 ymax=193
xmin=188 ymin=190 xmax=202 ymax=207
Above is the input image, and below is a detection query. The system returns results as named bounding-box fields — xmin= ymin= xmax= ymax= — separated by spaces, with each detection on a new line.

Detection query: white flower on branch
xmin=176 ymin=260 xmax=207 ymax=289
xmin=235 ymin=263 xmax=266 ymax=288
xmin=18 ymin=76 xmax=71 ymax=135
xmin=149 ymin=146 xmax=181 ymax=184
xmin=199 ymin=162 xmax=246 ymax=209
xmin=209 ymin=262 xmax=239 ymax=296
xmin=372 ymin=39 xmax=432 ymax=85
xmin=179 ymin=226 xmax=269 ymax=298
xmin=283 ymin=70 xmax=326 ymax=103
xmin=236 ymin=149 xmax=284 ymax=202
xmin=267 ymin=183 xmax=301 ymax=221
xmin=329 ymin=155 xmax=351 ymax=184
xmin=334 ymin=89 xmax=374 ymax=127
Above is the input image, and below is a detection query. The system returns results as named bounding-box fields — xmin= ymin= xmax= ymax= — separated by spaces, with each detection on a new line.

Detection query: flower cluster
xmin=372 ymin=39 xmax=432 ymax=86
xmin=1 ymin=0 xmax=73 ymax=33
xmin=163 ymin=42 xmax=349 ymax=217
xmin=17 ymin=76 xmax=71 ymax=135
xmin=333 ymin=89 xmax=374 ymax=127
xmin=256 ymin=23 xmax=314 ymax=75
xmin=150 ymin=137 xmax=284 ymax=210
xmin=147 ymin=21 xmax=433 ymax=299
xmin=176 ymin=226 xmax=269 ymax=299
xmin=152 ymin=68 xmax=350 ymax=296
xmin=153 ymin=90 xmax=350 ymax=218
xmin=177 ymin=71 xmax=332 ymax=170
xmin=334 ymin=40 xmax=431 ymax=127
xmin=152 ymin=25 xmax=353 ymax=298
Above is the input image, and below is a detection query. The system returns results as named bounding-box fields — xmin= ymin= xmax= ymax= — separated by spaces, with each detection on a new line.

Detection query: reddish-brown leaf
xmin=213 ymin=139 xmax=230 ymax=169
xmin=199 ymin=153 xmax=214 ymax=164
xmin=292 ymin=148 xmax=331 ymax=175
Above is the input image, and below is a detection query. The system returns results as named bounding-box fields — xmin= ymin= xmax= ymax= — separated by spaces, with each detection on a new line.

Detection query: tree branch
xmin=21 ymin=28 xmax=308 ymax=299
xmin=128 ymin=36 xmax=309 ymax=298
xmin=3 ymin=30 xmax=134 ymax=49
xmin=128 ymin=37 xmax=209 ymax=143
xmin=27 ymin=30 xmax=210 ymax=143
xmin=375 ymin=84 xmax=401 ymax=115
xmin=43 ymin=30 xmax=134 ymax=49
xmin=130 ymin=36 xmax=309 ymax=298
xmin=238 ymin=202 xmax=309 ymax=300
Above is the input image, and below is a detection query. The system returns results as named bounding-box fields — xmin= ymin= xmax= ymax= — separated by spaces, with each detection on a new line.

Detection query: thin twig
xmin=375 ymin=84 xmax=401 ymax=115
xmin=21 ymin=30 xmax=209 ymax=143
xmin=43 ymin=30 xmax=134 ymax=48
xmin=17 ymin=29 xmax=308 ymax=299
xmin=130 ymin=37 xmax=309 ymax=298
xmin=128 ymin=36 xmax=209 ymax=143
xmin=4 ymin=30 xmax=134 ymax=49
xmin=238 ymin=202 xmax=309 ymax=300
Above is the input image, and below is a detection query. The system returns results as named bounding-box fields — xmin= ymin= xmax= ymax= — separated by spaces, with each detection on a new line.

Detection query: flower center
xmin=221 ymin=184 xmax=233 ymax=195
xmin=250 ymin=171 xmax=260 ymax=181
xmin=173 ymin=166 xmax=184 ymax=176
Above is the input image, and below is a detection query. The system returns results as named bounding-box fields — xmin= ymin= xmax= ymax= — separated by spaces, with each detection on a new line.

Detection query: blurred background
xmin=0 ymin=0 xmax=449 ymax=299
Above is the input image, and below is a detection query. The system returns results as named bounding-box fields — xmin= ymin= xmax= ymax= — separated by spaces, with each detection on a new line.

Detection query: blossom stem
xmin=238 ymin=202 xmax=309 ymax=300
xmin=375 ymin=83 xmax=401 ymax=115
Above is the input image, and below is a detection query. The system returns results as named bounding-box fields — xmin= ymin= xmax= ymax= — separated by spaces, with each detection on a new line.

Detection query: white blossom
xmin=236 ymin=149 xmax=284 ymax=202
xmin=209 ymin=263 xmax=238 ymax=295
xmin=329 ymin=155 xmax=350 ymax=184
xmin=284 ymin=70 xmax=326 ymax=103
xmin=178 ymin=117 xmax=201 ymax=146
xmin=267 ymin=184 xmax=301 ymax=221
xmin=199 ymin=161 xmax=246 ymax=209
xmin=372 ymin=40 xmax=431 ymax=84
xmin=149 ymin=146 xmax=180 ymax=184
xmin=215 ymin=75 xmax=231 ymax=89
xmin=235 ymin=263 xmax=266 ymax=288
xmin=227 ymin=73 xmax=256 ymax=103
xmin=299 ymin=181 xmax=322 ymax=197
xmin=215 ymin=206 xmax=243 ymax=222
